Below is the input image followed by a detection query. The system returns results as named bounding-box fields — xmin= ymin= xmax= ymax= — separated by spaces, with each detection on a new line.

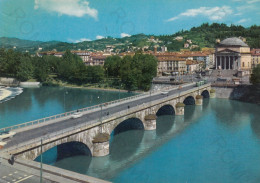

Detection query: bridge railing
xmin=0 ymin=82 xmax=196 ymax=133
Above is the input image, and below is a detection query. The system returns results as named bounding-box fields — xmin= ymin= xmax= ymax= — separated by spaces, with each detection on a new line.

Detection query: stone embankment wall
xmin=0 ymin=77 xmax=20 ymax=86
xmin=213 ymin=85 xmax=260 ymax=104
xmin=20 ymin=82 xmax=40 ymax=87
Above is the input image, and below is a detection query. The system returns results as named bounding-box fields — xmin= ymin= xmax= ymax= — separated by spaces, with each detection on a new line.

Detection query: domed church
xmin=215 ymin=37 xmax=251 ymax=70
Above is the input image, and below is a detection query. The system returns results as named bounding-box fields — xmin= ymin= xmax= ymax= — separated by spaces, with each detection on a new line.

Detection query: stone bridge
xmin=3 ymin=83 xmax=213 ymax=161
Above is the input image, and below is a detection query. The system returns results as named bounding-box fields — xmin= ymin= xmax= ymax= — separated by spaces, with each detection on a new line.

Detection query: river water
xmin=1 ymin=87 xmax=260 ymax=183
xmin=0 ymin=86 xmax=136 ymax=128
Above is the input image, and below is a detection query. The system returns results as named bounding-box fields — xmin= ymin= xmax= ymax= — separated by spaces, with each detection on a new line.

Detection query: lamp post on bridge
xmin=40 ymin=138 xmax=43 ymax=183
xmin=97 ymin=96 xmax=103 ymax=133
xmin=63 ymin=91 xmax=68 ymax=111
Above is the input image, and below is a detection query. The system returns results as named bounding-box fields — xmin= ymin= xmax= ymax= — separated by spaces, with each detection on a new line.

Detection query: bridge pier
xmin=195 ymin=95 xmax=203 ymax=105
xmin=210 ymin=89 xmax=216 ymax=98
xmin=175 ymin=103 xmax=185 ymax=115
xmin=92 ymin=133 xmax=110 ymax=157
xmin=144 ymin=114 xmax=157 ymax=130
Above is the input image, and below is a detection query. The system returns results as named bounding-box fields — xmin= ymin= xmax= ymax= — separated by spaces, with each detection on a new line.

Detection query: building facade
xmin=215 ymin=37 xmax=251 ymax=70
xmin=251 ymin=49 xmax=260 ymax=68
xmin=157 ymin=56 xmax=187 ymax=76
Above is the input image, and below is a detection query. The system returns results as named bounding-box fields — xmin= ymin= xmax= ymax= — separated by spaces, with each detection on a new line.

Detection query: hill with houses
xmin=0 ymin=23 xmax=259 ymax=54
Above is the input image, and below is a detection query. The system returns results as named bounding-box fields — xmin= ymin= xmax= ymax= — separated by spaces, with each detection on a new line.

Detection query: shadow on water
xmin=35 ymin=142 xmax=92 ymax=174
xmin=110 ymin=118 xmax=144 ymax=161
xmin=184 ymin=105 xmax=196 ymax=123
xmin=211 ymin=99 xmax=254 ymax=129
xmin=203 ymin=98 xmax=210 ymax=110
xmin=156 ymin=115 xmax=175 ymax=136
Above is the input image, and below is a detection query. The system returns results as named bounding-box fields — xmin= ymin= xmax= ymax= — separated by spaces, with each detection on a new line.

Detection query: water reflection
xmin=211 ymin=99 xmax=252 ymax=129
xmin=156 ymin=115 xmax=175 ymax=136
xmin=35 ymin=141 xmax=92 ymax=174
xmin=184 ymin=105 xmax=195 ymax=123
xmin=54 ymin=155 xmax=92 ymax=175
xmin=110 ymin=118 xmax=144 ymax=161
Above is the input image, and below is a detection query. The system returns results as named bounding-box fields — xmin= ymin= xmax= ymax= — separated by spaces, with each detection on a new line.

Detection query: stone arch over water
xmin=183 ymin=96 xmax=195 ymax=105
xmin=156 ymin=104 xmax=175 ymax=116
xmin=34 ymin=141 xmax=92 ymax=163
xmin=112 ymin=118 xmax=144 ymax=136
xmin=201 ymin=90 xmax=210 ymax=98
xmin=110 ymin=118 xmax=144 ymax=161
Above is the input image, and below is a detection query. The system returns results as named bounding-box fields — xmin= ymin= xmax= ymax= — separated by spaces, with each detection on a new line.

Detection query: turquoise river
xmin=1 ymin=86 xmax=260 ymax=183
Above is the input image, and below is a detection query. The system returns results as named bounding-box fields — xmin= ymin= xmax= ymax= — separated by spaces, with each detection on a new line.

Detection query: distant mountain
xmin=1 ymin=23 xmax=259 ymax=53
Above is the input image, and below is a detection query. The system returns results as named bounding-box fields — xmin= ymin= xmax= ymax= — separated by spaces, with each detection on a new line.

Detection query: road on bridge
xmin=4 ymin=83 xmax=198 ymax=150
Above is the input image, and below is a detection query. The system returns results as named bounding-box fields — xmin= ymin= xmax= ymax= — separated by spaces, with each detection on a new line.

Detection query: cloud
xmin=68 ymin=38 xmax=91 ymax=43
xmin=34 ymin=0 xmax=98 ymax=19
xmin=237 ymin=18 xmax=251 ymax=23
xmin=166 ymin=6 xmax=233 ymax=22
xmin=233 ymin=0 xmax=260 ymax=3
xmin=234 ymin=13 xmax=242 ymax=16
xmin=96 ymin=35 xmax=104 ymax=39
xmin=121 ymin=33 xmax=131 ymax=38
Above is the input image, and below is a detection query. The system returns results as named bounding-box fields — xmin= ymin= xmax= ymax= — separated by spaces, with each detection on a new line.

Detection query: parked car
xmin=0 ymin=131 xmax=16 ymax=141
xmin=71 ymin=112 xmax=83 ymax=119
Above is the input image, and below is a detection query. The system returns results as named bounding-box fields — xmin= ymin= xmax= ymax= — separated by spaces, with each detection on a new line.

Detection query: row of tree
xmin=0 ymin=49 xmax=104 ymax=84
xmin=0 ymin=49 xmax=158 ymax=91
xmin=104 ymin=52 xmax=158 ymax=91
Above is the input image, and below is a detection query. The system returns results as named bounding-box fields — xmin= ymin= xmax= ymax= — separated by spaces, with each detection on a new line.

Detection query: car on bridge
xmin=71 ymin=112 xmax=83 ymax=119
xmin=0 ymin=131 xmax=16 ymax=141
xmin=161 ymin=91 xmax=169 ymax=95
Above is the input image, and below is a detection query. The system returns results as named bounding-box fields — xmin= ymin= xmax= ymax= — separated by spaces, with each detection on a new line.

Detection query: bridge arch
xmin=34 ymin=141 xmax=92 ymax=162
xmin=156 ymin=104 xmax=175 ymax=116
xmin=109 ymin=118 xmax=144 ymax=161
xmin=20 ymin=134 xmax=94 ymax=161
xmin=110 ymin=117 xmax=144 ymax=136
xmin=201 ymin=90 xmax=210 ymax=98
xmin=183 ymin=96 xmax=195 ymax=105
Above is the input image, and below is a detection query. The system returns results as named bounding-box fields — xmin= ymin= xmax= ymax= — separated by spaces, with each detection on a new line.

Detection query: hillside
xmin=0 ymin=23 xmax=259 ymax=53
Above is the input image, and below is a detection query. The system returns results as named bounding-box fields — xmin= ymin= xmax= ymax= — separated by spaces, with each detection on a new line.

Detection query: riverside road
xmin=4 ymin=83 xmax=197 ymax=149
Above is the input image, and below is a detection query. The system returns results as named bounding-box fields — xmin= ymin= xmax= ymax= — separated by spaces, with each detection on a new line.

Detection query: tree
xmin=250 ymin=65 xmax=260 ymax=85
xmin=16 ymin=57 xmax=34 ymax=81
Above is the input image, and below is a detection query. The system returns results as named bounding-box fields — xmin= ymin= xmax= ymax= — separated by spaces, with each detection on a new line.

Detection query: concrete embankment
xmin=0 ymin=153 xmax=111 ymax=183
xmin=213 ymin=84 xmax=260 ymax=104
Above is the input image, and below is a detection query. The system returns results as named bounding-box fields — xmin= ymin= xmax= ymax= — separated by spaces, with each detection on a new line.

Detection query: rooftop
xmin=219 ymin=37 xmax=248 ymax=47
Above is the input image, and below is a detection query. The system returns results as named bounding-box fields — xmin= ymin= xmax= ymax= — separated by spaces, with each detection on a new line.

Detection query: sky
xmin=0 ymin=0 xmax=259 ymax=43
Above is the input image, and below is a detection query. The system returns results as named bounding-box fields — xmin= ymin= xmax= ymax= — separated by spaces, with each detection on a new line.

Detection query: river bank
xmin=213 ymin=84 xmax=260 ymax=104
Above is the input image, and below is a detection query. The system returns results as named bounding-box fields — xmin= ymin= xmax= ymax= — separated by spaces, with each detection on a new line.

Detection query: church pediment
xmin=216 ymin=49 xmax=240 ymax=54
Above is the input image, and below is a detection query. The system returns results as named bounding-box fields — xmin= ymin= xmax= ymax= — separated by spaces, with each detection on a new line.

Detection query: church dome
xmin=219 ymin=37 xmax=248 ymax=47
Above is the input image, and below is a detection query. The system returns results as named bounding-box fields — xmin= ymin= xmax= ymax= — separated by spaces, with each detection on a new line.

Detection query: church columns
xmin=229 ymin=56 xmax=231 ymax=70
xmin=224 ymin=56 xmax=227 ymax=70
xmin=215 ymin=56 xmax=218 ymax=69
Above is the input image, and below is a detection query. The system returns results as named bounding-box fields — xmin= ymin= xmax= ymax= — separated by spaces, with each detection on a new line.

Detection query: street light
xmin=63 ymin=91 xmax=68 ymax=110
xmin=97 ymin=96 xmax=103 ymax=133
xmin=40 ymin=138 xmax=43 ymax=183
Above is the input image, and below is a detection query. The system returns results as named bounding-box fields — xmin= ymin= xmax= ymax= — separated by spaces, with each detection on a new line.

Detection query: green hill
xmin=0 ymin=23 xmax=259 ymax=53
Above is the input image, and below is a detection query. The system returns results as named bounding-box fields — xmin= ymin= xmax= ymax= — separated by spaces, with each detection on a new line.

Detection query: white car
xmin=71 ymin=112 xmax=83 ymax=119
xmin=0 ymin=131 xmax=16 ymax=141
xmin=161 ymin=91 xmax=169 ymax=95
